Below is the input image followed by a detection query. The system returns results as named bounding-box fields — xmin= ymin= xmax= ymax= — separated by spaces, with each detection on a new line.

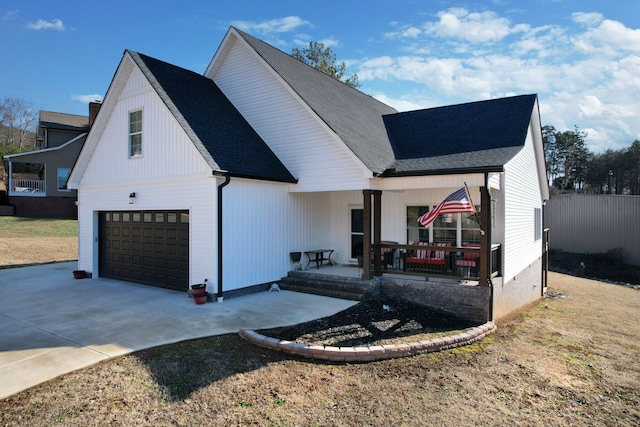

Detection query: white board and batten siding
xmin=75 ymin=65 xmax=218 ymax=286
xmin=220 ymin=179 xmax=332 ymax=290
xmin=80 ymin=67 xmax=212 ymax=187
xmin=502 ymin=126 xmax=544 ymax=281
xmin=209 ymin=37 xmax=371 ymax=193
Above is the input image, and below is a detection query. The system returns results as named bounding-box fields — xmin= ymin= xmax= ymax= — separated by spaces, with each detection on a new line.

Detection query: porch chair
xmin=405 ymin=242 xmax=452 ymax=273
xmin=454 ymin=243 xmax=480 ymax=277
xmin=379 ymin=241 xmax=398 ymax=271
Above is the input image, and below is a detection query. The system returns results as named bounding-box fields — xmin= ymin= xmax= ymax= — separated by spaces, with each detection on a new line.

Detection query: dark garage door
xmin=99 ymin=211 xmax=189 ymax=291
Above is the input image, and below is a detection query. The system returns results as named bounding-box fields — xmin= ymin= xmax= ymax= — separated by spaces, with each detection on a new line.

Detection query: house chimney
xmin=89 ymin=101 xmax=102 ymax=127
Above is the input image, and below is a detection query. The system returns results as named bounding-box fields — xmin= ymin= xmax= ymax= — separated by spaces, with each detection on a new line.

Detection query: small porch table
xmin=304 ymin=249 xmax=335 ymax=269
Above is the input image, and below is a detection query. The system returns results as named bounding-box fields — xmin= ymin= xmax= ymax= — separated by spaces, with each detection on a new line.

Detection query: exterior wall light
xmin=129 ymin=192 xmax=136 ymax=204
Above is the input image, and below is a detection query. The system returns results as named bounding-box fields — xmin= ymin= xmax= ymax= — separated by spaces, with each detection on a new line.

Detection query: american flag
xmin=417 ymin=187 xmax=475 ymax=228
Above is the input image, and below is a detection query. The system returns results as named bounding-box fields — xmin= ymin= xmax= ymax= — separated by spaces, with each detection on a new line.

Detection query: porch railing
xmin=10 ymin=179 xmax=46 ymax=195
xmin=373 ymin=242 xmax=501 ymax=281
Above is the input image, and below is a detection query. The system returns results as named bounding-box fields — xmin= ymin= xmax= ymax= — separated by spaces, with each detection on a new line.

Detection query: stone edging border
xmin=239 ymin=321 xmax=496 ymax=362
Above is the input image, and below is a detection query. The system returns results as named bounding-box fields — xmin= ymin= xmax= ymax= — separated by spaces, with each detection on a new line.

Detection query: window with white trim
xmin=407 ymin=205 xmax=481 ymax=244
xmin=534 ymin=208 xmax=542 ymax=241
xmin=57 ymin=168 xmax=71 ymax=191
xmin=129 ymin=109 xmax=142 ymax=157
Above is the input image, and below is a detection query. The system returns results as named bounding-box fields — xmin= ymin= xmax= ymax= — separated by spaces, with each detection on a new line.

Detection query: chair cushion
xmin=414 ymin=241 xmax=431 ymax=259
xmin=433 ymin=242 xmax=452 ymax=260
xmin=463 ymin=243 xmax=480 ymax=260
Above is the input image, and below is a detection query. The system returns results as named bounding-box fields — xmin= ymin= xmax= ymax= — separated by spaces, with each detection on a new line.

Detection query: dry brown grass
xmin=0 ymin=217 xmax=77 ymax=267
xmin=0 ymin=237 xmax=77 ymax=266
xmin=1 ymin=272 xmax=638 ymax=426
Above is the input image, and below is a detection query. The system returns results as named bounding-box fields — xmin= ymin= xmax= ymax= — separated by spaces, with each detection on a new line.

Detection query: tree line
xmin=543 ymin=125 xmax=640 ymax=195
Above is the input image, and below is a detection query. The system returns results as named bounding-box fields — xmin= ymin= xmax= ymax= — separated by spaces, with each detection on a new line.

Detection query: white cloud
xmin=572 ymin=12 xmax=604 ymax=26
xmin=372 ymin=93 xmax=427 ymax=112
xmin=573 ymin=17 xmax=640 ymax=55
xmin=2 ymin=9 xmax=19 ymax=22
xmin=357 ymin=8 xmax=640 ymax=152
xmin=27 ymin=18 xmax=66 ymax=31
xmin=578 ymin=95 xmax=604 ymax=118
xmin=424 ymin=8 xmax=513 ymax=43
xmin=72 ymin=94 xmax=103 ymax=104
xmin=230 ymin=16 xmax=310 ymax=36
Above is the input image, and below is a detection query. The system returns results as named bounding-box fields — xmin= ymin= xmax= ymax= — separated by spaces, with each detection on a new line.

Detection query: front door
xmin=350 ymin=208 xmax=363 ymax=262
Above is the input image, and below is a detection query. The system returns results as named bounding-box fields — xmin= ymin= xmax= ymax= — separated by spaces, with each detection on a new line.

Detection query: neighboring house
xmin=67 ymin=27 xmax=549 ymax=322
xmin=3 ymin=104 xmax=100 ymax=218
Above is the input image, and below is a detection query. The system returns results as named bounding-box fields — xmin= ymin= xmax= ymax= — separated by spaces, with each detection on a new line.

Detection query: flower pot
xmin=191 ymin=286 xmax=207 ymax=296
xmin=194 ymin=292 xmax=208 ymax=305
xmin=73 ymin=270 xmax=86 ymax=280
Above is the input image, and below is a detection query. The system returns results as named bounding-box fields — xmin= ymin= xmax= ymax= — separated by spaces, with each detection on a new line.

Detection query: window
xmin=57 ymin=168 xmax=71 ymax=191
xmin=407 ymin=206 xmax=430 ymax=243
xmin=407 ymin=205 xmax=481 ymax=244
xmin=534 ymin=208 xmax=542 ymax=241
xmin=461 ymin=208 xmax=482 ymax=244
xmin=433 ymin=212 xmax=457 ymax=243
xmin=129 ymin=110 xmax=142 ymax=157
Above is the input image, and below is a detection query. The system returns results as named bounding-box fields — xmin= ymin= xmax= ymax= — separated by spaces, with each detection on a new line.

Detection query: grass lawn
xmin=0 ymin=217 xmax=638 ymax=425
xmin=0 ymin=216 xmax=78 ymax=238
xmin=0 ymin=272 xmax=638 ymax=425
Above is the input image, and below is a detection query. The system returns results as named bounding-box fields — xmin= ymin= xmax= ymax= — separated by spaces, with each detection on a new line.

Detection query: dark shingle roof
xmin=39 ymin=111 xmax=89 ymax=132
xmin=234 ymin=27 xmax=398 ymax=174
xmin=383 ymin=94 xmax=537 ymax=175
xmin=128 ymin=51 xmax=296 ymax=183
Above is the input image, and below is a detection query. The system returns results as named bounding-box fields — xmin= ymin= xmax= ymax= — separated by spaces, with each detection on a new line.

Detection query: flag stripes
xmin=417 ymin=187 xmax=475 ymax=228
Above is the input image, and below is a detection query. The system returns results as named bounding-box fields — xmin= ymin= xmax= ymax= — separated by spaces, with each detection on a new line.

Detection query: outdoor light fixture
xmin=129 ymin=192 xmax=136 ymax=204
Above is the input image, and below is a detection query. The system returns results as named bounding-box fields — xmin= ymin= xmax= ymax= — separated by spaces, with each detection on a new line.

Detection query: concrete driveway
xmin=0 ymin=262 xmax=356 ymax=399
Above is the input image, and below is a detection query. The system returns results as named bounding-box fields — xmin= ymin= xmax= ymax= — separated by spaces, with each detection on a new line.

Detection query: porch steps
xmin=278 ymin=271 xmax=374 ymax=301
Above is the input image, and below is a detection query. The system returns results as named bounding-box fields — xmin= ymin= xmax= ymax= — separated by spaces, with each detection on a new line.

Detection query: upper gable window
xmin=129 ymin=109 xmax=142 ymax=157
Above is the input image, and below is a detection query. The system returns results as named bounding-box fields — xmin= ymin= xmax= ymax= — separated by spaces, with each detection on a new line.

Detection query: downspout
xmin=485 ymin=172 xmax=494 ymax=322
xmin=216 ymin=173 xmax=231 ymax=301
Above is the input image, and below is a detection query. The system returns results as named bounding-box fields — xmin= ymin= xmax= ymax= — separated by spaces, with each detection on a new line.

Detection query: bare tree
xmin=0 ymin=97 xmax=36 ymax=155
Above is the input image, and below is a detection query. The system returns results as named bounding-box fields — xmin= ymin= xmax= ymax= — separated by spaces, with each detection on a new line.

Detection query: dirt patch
xmin=1 ymin=272 xmax=639 ymax=426
xmin=550 ymin=249 xmax=640 ymax=286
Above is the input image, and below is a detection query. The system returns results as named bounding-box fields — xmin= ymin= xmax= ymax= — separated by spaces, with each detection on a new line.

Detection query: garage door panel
xmin=99 ymin=210 xmax=189 ymax=291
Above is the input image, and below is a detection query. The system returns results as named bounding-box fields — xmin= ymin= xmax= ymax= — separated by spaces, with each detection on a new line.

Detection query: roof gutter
xmin=215 ymin=171 xmax=231 ymax=301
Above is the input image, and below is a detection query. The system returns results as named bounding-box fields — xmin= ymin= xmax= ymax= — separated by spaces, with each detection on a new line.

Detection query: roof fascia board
xmin=530 ymin=97 xmax=550 ymax=200
xmin=128 ymin=51 xmax=219 ymax=172
xmin=208 ymin=28 xmax=373 ymax=179
xmin=203 ymin=28 xmax=236 ymax=78
xmin=3 ymin=132 xmax=86 ymax=160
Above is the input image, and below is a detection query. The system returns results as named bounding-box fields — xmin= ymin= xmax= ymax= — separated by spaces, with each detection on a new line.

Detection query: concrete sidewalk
xmin=0 ymin=262 xmax=356 ymax=399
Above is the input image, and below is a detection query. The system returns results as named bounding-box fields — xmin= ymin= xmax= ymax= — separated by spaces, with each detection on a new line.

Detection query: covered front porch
xmin=360 ymin=175 xmax=500 ymax=286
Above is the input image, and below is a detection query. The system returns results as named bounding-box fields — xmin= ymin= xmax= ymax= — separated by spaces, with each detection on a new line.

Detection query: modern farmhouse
xmin=68 ymin=27 xmax=549 ymax=322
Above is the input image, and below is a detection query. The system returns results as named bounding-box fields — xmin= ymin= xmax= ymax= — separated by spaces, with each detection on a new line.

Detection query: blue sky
xmin=1 ymin=0 xmax=638 ymax=153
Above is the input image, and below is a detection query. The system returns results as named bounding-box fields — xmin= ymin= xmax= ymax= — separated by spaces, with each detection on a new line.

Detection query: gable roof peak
xmin=222 ymin=26 xmax=398 ymax=174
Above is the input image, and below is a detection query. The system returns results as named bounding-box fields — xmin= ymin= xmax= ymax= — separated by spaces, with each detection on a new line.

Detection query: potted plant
xmin=191 ymin=279 xmax=208 ymax=296
xmin=193 ymin=292 xmax=209 ymax=305
xmin=73 ymin=270 xmax=87 ymax=279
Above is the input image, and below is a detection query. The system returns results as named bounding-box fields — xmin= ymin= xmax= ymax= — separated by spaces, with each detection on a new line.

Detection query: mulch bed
xmin=258 ymin=296 xmax=477 ymax=347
